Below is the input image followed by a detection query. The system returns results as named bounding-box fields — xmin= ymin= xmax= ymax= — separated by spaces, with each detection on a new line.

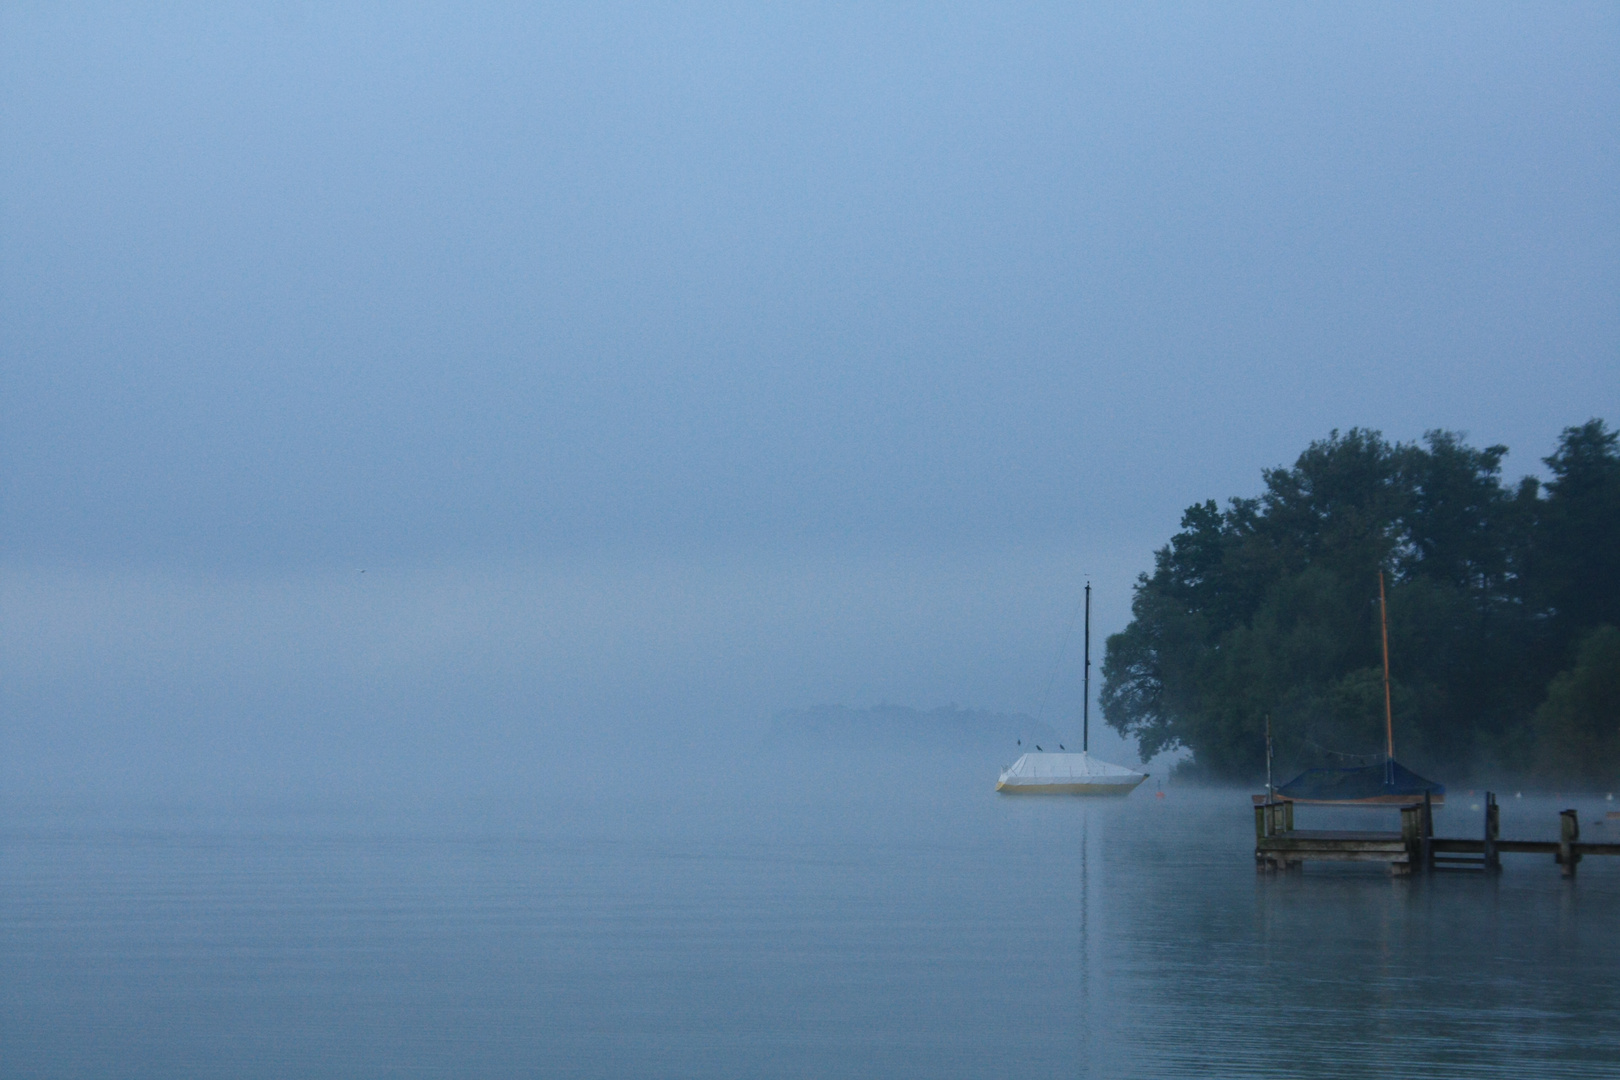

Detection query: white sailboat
xmin=996 ymin=750 xmax=1147 ymax=794
xmin=997 ymin=581 xmax=1147 ymax=796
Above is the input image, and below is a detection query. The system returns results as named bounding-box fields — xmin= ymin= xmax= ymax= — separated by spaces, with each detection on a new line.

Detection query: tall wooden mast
xmin=1378 ymin=571 xmax=1394 ymax=761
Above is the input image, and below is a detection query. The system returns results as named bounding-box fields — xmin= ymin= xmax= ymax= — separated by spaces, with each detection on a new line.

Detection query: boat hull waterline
xmin=996 ymin=779 xmax=1144 ymax=795
xmin=995 ymin=752 xmax=1148 ymax=796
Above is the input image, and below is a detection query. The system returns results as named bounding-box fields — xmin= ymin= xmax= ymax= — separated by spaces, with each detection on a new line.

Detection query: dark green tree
xmin=1103 ymin=422 xmax=1616 ymax=782
xmin=1538 ymin=420 xmax=1620 ymax=644
xmin=1533 ymin=626 xmax=1620 ymax=786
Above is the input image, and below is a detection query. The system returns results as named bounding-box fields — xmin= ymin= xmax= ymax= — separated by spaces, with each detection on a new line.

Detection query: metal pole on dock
xmin=1265 ymin=713 xmax=1274 ymax=803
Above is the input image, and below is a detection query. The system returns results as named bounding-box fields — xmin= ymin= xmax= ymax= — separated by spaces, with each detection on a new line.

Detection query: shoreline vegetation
xmin=1102 ymin=420 xmax=1620 ymax=788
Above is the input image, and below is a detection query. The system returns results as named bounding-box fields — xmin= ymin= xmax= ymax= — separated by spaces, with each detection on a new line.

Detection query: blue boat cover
xmin=1276 ymin=759 xmax=1445 ymax=803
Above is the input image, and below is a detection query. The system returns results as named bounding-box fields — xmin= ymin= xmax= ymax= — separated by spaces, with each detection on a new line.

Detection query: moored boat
xmin=997 ymin=751 xmax=1147 ymax=795
xmin=997 ymin=581 xmax=1149 ymax=796
xmin=1266 ymin=759 xmax=1445 ymax=806
xmin=1255 ymin=573 xmax=1447 ymax=808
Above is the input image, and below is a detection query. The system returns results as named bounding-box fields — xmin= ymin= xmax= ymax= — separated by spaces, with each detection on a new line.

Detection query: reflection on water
xmin=3 ymin=774 xmax=1616 ymax=1078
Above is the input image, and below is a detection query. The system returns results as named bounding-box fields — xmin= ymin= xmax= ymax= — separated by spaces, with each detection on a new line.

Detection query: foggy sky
xmin=3 ymin=4 xmax=1616 ymax=797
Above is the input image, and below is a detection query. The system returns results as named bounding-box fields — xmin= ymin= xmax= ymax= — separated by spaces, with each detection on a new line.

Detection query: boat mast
xmin=1378 ymin=571 xmax=1394 ymax=763
xmin=1082 ymin=580 xmax=1091 ymax=754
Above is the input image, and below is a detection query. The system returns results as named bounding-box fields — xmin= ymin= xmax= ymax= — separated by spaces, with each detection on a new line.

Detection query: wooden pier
xmin=1256 ymin=792 xmax=1620 ymax=877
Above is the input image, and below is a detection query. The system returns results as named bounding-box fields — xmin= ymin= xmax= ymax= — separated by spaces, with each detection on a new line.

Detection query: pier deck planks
xmin=1255 ymin=796 xmax=1619 ymax=877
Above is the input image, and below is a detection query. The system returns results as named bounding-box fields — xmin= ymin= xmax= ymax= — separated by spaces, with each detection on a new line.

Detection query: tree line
xmin=1101 ymin=420 xmax=1620 ymax=786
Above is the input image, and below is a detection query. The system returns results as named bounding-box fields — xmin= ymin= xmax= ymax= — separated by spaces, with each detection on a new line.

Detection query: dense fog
xmin=3 ymin=4 xmax=1615 ymax=804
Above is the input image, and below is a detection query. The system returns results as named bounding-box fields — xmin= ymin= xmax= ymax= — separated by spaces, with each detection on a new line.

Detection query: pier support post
xmin=1255 ymin=804 xmax=1272 ymax=871
xmin=1254 ymin=800 xmax=1291 ymax=840
xmin=1558 ymin=809 xmax=1580 ymax=878
xmin=1483 ymin=792 xmax=1500 ymax=874
xmin=1420 ymin=791 xmax=1434 ymax=874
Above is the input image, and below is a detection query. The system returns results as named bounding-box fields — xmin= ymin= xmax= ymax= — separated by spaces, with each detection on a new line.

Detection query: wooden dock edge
xmin=1256 ymin=793 xmax=1616 ymax=879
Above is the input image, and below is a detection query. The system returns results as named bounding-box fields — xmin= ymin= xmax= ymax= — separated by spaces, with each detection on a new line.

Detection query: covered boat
xmin=1258 ymin=575 xmax=1447 ymax=807
xmin=996 ymin=751 xmax=1147 ymax=795
xmin=1273 ymin=759 xmax=1445 ymax=806
xmin=997 ymin=582 xmax=1148 ymax=796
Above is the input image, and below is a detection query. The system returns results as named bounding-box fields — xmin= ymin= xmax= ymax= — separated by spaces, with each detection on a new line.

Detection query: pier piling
xmin=1559 ymin=809 xmax=1581 ymax=878
xmin=1256 ymin=794 xmax=1617 ymax=878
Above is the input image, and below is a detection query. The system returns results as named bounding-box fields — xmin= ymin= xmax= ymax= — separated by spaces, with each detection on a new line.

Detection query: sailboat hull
xmin=996 ymin=777 xmax=1145 ymax=795
xmin=995 ymin=753 xmax=1147 ymax=795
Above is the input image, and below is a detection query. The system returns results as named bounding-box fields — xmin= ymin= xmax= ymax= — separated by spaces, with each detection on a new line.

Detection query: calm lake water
xmin=4 ymin=766 xmax=1617 ymax=1079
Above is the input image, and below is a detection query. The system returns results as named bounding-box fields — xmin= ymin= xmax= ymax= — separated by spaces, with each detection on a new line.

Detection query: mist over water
xmin=0 ymin=549 xmax=1150 ymax=803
